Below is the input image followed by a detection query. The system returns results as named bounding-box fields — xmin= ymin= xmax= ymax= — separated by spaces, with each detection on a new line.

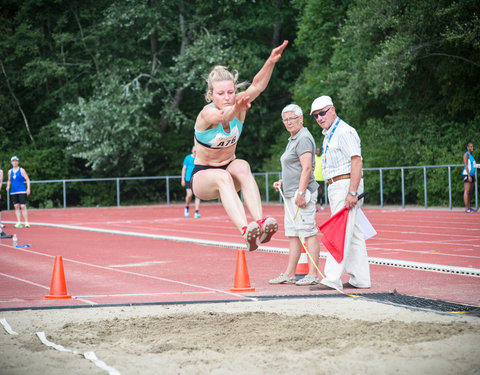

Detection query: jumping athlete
xmin=191 ymin=40 xmax=288 ymax=251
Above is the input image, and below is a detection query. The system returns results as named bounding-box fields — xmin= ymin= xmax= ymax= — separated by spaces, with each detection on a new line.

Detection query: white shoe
xmin=269 ymin=273 xmax=296 ymax=284
xmin=295 ymin=274 xmax=319 ymax=286
xmin=242 ymin=222 xmax=261 ymax=251
xmin=257 ymin=217 xmax=278 ymax=244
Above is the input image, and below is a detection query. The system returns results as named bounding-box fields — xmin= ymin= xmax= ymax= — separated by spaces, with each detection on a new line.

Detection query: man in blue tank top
xmin=6 ymin=156 xmax=31 ymax=228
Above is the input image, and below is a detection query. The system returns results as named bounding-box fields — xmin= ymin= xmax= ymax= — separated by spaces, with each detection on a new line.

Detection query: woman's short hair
xmin=205 ymin=66 xmax=248 ymax=102
xmin=281 ymin=104 xmax=303 ymax=117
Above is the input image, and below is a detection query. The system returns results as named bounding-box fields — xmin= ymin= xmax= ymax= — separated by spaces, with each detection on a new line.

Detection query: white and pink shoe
xmin=242 ymin=222 xmax=261 ymax=251
xmin=257 ymin=217 xmax=278 ymax=244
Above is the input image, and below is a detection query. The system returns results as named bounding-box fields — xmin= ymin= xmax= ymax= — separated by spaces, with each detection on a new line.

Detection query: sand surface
xmin=1 ymin=297 xmax=480 ymax=375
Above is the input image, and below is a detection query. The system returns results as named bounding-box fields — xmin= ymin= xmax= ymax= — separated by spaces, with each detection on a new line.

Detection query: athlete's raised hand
xmin=268 ymin=40 xmax=288 ymax=64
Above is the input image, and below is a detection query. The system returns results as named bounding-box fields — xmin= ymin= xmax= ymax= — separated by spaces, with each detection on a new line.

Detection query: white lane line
xmin=0 ymin=272 xmax=50 ymax=290
xmin=36 ymin=332 xmax=121 ymax=375
xmin=0 ymin=318 xmax=18 ymax=335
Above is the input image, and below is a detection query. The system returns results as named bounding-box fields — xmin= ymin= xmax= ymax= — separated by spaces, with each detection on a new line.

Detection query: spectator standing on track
xmin=0 ymin=168 xmax=13 ymax=239
xmin=270 ymin=104 xmax=321 ymax=286
xmin=308 ymin=96 xmax=371 ymax=291
xmin=314 ymin=147 xmax=325 ymax=211
xmin=6 ymin=156 xmax=31 ymax=228
xmin=463 ymin=141 xmax=477 ymax=213
xmin=190 ymin=41 xmax=288 ymax=251
xmin=182 ymin=146 xmax=201 ymax=218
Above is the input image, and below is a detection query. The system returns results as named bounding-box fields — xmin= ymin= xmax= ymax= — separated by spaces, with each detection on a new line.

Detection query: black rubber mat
xmin=257 ymin=292 xmax=480 ymax=316
xmin=354 ymin=293 xmax=480 ymax=316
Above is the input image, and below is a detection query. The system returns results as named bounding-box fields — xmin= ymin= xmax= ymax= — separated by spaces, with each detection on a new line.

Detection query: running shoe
xmin=25 ymin=222 xmax=30 ymax=228
xmin=268 ymin=273 xmax=296 ymax=284
xmin=242 ymin=222 xmax=261 ymax=251
xmin=184 ymin=207 xmax=190 ymax=217
xmin=295 ymin=274 xmax=319 ymax=286
xmin=465 ymin=208 xmax=476 ymax=213
xmin=14 ymin=222 xmax=22 ymax=228
xmin=257 ymin=217 xmax=278 ymax=244
xmin=0 ymin=232 xmax=12 ymax=239
xmin=194 ymin=211 xmax=201 ymax=218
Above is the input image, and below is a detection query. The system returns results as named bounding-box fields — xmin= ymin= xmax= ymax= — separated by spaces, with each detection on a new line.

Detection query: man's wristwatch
xmin=348 ymin=191 xmax=358 ymax=197
xmin=298 ymin=191 xmax=304 ymax=196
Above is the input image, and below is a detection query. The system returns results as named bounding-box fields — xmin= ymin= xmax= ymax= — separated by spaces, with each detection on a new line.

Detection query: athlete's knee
xmin=217 ymin=169 xmax=236 ymax=187
xmin=230 ymin=159 xmax=251 ymax=173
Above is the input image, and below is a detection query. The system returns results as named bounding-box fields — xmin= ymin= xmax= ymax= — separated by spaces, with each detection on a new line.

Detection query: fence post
xmin=379 ymin=169 xmax=383 ymax=208
xmin=166 ymin=177 xmax=170 ymax=204
xmin=401 ymin=168 xmax=405 ymax=209
xmin=448 ymin=166 xmax=452 ymax=210
xmin=265 ymin=173 xmax=269 ymax=203
xmin=63 ymin=180 xmax=67 ymax=208
xmin=423 ymin=167 xmax=428 ymax=208
xmin=116 ymin=178 xmax=120 ymax=207
xmin=475 ymin=168 xmax=479 ymax=210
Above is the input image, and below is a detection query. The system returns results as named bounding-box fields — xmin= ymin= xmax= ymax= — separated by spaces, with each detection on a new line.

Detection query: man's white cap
xmin=10 ymin=156 xmax=19 ymax=161
xmin=310 ymin=96 xmax=333 ymax=115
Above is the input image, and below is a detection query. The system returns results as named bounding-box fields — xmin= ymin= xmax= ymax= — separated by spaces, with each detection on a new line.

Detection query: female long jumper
xmin=191 ymin=41 xmax=288 ymax=251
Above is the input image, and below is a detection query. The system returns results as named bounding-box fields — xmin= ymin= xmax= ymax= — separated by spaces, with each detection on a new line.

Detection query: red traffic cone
xmin=295 ymin=245 xmax=309 ymax=275
xmin=230 ymin=249 xmax=255 ymax=292
xmin=45 ymin=256 xmax=72 ymax=299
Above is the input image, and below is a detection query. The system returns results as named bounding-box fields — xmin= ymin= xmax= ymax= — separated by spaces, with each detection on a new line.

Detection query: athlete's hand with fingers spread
xmin=235 ymin=95 xmax=251 ymax=112
xmin=269 ymin=40 xmax=288 ymax=63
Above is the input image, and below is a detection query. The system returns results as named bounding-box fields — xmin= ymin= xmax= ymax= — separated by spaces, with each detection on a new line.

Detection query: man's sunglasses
xmin=312 ymin=107 xmax=331 ymax=119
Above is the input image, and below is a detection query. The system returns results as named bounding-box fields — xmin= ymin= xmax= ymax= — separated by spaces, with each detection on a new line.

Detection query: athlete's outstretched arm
xmin=239 ymin=40 xmax=288 ymax=104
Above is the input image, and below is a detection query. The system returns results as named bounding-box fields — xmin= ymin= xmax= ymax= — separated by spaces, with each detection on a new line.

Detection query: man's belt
xmin=326 ymin=173 xmax=351 ymax=184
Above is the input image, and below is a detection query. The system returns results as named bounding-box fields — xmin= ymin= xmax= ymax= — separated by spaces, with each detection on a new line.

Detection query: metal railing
xmin=363 ymin=164 xmax=478 ymax=209
xmin=2 ymin=164 xmax=477 ymax=210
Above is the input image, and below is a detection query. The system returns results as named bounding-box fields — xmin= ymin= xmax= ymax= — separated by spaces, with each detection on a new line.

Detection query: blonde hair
xmin=205 ymin=65 xmax=248 ymax=102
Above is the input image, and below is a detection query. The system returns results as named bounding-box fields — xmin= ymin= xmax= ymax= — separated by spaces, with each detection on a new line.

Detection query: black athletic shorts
xmin=463 ymin=175 xmax=476 ymax=183
xmin=190 ymin=161 xmax=234 ymax=196
xmin=11 ymin=193 xmax=27 ymax=205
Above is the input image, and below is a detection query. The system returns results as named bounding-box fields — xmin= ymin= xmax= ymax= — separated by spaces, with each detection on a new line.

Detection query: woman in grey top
xmin=271 ymin=104 xmax=321 ymax=286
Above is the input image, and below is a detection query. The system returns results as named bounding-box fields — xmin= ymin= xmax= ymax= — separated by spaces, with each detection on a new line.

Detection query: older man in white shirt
xmin=309 ymin=96 xmax=371 ymax=291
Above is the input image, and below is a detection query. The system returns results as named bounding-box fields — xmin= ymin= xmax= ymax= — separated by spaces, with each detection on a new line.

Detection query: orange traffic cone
xmin=295 ymin=245 xmax=309 ymax=275
xmin=230 ymin=249 xmax=255 ymax=292
xmin=45 ymin=256 xmax=72 ymax=299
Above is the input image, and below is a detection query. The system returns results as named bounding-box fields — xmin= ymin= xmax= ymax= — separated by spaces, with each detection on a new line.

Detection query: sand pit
xmin=1 ymin=297 xmax=479 ymax=375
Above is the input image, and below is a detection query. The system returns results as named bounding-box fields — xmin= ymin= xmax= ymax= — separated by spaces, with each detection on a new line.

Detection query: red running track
xmin=0 ymin=204 xmax=479 ymax=310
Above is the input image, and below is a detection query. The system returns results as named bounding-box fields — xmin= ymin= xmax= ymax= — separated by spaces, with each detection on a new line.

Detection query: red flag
xmin=318 ymin=207 xmax=349 ymax=263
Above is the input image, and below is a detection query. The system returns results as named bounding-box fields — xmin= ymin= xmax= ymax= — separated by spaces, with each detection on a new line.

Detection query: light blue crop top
xmin=195 ymin=103 xmax=244 ymax=149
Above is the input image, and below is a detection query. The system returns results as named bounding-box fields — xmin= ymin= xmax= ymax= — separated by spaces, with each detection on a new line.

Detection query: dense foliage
xmin=0 ymin=0 xmax=478 ymax=208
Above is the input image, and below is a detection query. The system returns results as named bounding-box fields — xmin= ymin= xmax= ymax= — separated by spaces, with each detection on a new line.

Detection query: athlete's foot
xmin=242 ymin=222 xmax=261 ymax=251
xmin=257 ymin=217 xmax=278 ymax=244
